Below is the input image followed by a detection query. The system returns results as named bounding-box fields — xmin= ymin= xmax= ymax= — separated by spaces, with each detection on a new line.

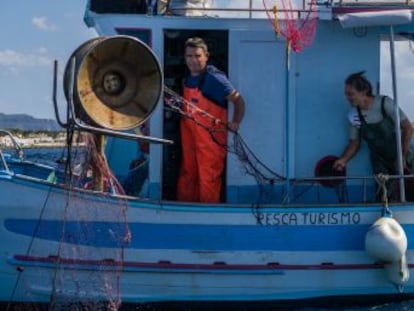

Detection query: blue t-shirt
xmin=184 ymin=65 xmax=235 ymax=108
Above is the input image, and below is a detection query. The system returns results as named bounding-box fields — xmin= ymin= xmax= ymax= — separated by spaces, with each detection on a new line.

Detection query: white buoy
xmin=365 ymin=216 xmax=409 ymax=286
xmin=365 ymin=216 xmax=407 ymax=262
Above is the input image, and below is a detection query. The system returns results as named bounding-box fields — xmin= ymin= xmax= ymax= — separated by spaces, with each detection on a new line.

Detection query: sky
xmin=0 ymin=1 xmax=414 ymax=121
xmin=0 ymin=0 xmax=97 ymax=119
xmin=381 ymin=40 xmax=414 ymax=121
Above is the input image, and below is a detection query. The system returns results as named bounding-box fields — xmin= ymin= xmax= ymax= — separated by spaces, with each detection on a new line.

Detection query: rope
xmin=164 ymin=86 xmax=227 ymax=131
xmin=6 ymin=185 xmax=55 ymax=310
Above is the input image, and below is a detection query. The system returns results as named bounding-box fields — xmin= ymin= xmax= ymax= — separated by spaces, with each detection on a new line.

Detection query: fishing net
xmin=263 ymin=0 xmax=318 ymax=52
xmin=164 ymin=86 xmax=285 ymax=206
xmin=52 ymin=132 xmax=129 ymax=310
xmin=8 ymin=131 xmax=130 ymax=310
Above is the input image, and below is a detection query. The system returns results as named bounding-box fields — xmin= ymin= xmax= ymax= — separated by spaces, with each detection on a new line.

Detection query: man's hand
xmin=228 ymin=121 xmax=240 ymax=132
xmin=333 ymin=158 xmax=347 ymax=171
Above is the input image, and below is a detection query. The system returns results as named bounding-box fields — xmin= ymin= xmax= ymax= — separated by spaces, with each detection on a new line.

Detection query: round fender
xmin=365 ymin=216 xmax=407 ymax=262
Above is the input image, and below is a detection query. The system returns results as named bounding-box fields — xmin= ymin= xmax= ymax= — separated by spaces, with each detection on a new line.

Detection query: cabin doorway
xmin=162 ymin=29 xmax=229 ymax=201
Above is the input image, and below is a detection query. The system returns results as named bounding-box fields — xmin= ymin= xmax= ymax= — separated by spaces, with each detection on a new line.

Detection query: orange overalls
xmin=177 ymin=85 xmax=227 ymax=203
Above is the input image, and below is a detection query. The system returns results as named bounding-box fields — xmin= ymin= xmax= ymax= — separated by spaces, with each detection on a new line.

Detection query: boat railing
xmin=287 ymin=172 xmax=414 ymax=204
xmin=0 ymin=130 xmax=25 ymax=173
xmin=88 ymin=0 xmax=414 ymax=19
xmin=0 ymin=130 xmax=24 ymax=159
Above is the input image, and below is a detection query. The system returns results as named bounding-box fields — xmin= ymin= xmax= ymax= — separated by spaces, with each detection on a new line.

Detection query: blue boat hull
xmin=1 ymin=173 xmax=413 ymax=303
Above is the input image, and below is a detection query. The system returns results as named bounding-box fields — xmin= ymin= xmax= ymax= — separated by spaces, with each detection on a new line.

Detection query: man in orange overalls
xmin=177 ymin=37 xmax=245 ymax=203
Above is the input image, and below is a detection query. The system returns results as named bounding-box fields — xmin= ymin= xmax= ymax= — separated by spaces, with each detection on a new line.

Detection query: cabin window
xmin=90 ymin=0 xmax=148 ymax=14
xmin=115 ymin=28 xmax=152 ymax=47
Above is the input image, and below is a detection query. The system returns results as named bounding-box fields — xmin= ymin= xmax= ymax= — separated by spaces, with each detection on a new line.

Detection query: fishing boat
xmin=2 ymin=0 xmax=414 ymax=308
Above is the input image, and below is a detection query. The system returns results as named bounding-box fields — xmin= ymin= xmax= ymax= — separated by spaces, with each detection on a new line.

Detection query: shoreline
xmin=1 ymin=143 xmax=84 ymax=149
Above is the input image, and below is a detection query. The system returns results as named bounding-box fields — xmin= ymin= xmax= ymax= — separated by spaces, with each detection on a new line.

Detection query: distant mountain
xmin=0 ymin=113 xmax=61 ymax=131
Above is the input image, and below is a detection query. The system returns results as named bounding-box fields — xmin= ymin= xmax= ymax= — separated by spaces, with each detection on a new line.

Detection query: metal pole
xmin=389 ymin=25 xmax=406 ymax=202
xmin=285 ymin=43 xmax=291 ymax=203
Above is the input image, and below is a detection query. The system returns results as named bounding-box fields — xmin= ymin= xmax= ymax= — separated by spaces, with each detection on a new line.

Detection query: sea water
xmin=8 ymin=147 xmax=414 ymax=311
xmin=21 ymin=146 xmax=68 ymax=166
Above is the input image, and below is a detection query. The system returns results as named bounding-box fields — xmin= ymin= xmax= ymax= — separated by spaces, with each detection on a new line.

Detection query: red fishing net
xmin=263 ymin=0 xmax=319 ymax=52
xmin=8 ymin=132 xmax=130 ymax=310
